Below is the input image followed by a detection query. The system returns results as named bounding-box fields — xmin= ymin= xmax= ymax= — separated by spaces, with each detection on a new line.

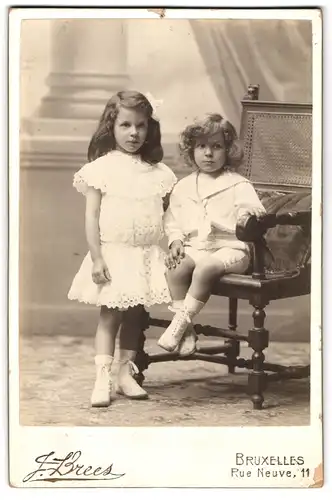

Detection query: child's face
xmin=114 ymin=107 xmax=148 ymax=154
xmin=193 ymin=132 xmax=227 ymax=174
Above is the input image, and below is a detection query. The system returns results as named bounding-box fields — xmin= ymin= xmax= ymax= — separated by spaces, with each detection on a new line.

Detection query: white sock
xmin=173 ymin=299 xmax=184 ymax=310
xmin=168 ymin=299 xmax=184 ymax=313
xmin=183 ymin=294 xmax=205 ymax=319
xmin=95 ymin=354 xmax=114 ymax=365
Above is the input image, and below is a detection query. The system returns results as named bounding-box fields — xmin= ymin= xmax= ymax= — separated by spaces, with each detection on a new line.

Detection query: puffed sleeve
xmin=157 ymin=162 xmax=178 ymax=198
xmin=72 ymin=157 xmax=108 ymax=195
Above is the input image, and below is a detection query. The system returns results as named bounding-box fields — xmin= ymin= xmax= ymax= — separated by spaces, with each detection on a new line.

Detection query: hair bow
xmin=145 ymin=91 xmax=163 ymax=119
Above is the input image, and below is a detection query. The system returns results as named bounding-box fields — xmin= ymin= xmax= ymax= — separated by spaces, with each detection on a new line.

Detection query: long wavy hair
xmin=87 ymin=91 xmax=163 ymax=164
xmin=179 ymin=113 xmax=243 ymax=171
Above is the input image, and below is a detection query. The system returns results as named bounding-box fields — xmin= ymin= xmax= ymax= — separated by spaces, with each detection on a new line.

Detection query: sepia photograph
xmin=9 ymin=7 xmax=322 ymax=488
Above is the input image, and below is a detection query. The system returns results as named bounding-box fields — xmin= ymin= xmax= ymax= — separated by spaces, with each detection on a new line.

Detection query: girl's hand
xmin=92 ymin=258 xmax=111 ymax=285
xmin=165 ymin=240 xmax=185 ymax=269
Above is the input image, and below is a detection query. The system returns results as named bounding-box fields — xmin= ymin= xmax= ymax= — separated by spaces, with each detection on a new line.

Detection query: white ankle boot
xmin=158 ymin=295 xmax=204 ymax=353
xmin=116 ymin=350 xmax=148 ymax=400
xmin=177 ymin=323 xmax=197 ymax=357
xmin=91 ymin=355 xmax=114 ymax=407
xmin=157 ymin=309 xmax=191 ymax=352
xmin=167 ymin=302 xmax=197 ymax=357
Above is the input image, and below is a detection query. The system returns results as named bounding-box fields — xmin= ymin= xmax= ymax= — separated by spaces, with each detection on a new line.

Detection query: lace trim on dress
xmin=68 ymin=289 xmax=171 ymax=310
xmin=73 ymin=153 xmax=177 ymax=200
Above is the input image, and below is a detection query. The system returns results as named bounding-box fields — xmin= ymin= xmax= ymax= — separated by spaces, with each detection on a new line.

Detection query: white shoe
xmin=91 ymin=363 xmax=113 ymax=408
xmin=157 ymin=309 xmax=191 ymax=352
xmin=177 ymin=324 xmax=197 ymax=357
xmin=116 ymin=360 xmax=148 ymax=400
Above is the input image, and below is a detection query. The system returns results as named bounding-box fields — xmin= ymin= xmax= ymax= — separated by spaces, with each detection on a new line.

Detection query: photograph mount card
xmin=8 ymin=7 xmax=323 ymax=488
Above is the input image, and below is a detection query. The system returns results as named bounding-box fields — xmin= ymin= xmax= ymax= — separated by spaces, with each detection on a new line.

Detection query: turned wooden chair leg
xmin=134 ymin=308 xmax=150 ymax=387
xmin=248 ymin=299 xmax=269 ymax=410
xmin=225 ymin=298 xmax=240 ymax=374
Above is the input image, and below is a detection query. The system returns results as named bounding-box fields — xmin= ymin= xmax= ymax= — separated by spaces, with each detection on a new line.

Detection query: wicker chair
xmin=135 ymin=84 xmax=312 ymax=410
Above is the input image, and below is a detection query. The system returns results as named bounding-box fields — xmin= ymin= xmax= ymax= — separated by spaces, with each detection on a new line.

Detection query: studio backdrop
xmin=19 ymin=18 xmax=312 ymax=338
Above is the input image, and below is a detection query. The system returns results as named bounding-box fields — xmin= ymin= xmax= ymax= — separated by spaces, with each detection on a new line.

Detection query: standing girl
xmin=158 ymin=113 xmax=266 ymax=356
xmin=68 ymin=91 xmax=177 ymax=407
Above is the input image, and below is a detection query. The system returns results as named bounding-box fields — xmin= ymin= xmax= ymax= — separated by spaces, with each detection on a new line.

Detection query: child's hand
xmin=250 ymin=207 xmax=265 ymax=218
xmin=92 ymin=258 xmax=111 ymax=285
xmin=237 ymin=208 xmax=264 ymax=226
xmin=165 ymin=240 xmax=185 ymax=269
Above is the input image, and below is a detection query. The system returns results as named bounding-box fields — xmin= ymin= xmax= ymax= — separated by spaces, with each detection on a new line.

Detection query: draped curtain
xmin=190 ymin=19 xmax=312 ymax=130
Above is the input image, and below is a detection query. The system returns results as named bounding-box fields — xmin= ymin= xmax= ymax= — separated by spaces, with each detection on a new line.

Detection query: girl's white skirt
xmin=68 ymin=243 xmax=171 ymax=310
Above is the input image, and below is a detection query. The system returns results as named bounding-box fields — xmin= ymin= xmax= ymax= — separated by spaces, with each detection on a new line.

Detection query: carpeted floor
xmin=19 ymin=334 xmax=310 ymax=427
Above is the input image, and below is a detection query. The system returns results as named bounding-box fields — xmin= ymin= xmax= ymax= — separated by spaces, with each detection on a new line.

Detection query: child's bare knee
xmin=193 ymin=259 xmax=224 ymax=282
xmin=100 ymin=306 xmax=122 ymax=326
xmin=167 ymin=257 xmax=195 ymax=282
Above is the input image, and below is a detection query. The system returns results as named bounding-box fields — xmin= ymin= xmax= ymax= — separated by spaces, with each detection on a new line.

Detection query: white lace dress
xmin=68 ymin=150 xmax=177 ymax=309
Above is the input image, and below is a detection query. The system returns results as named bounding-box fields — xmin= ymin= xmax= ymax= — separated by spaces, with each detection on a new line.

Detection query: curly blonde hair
xmin=179 ymin=113 xmax=243 ymax=170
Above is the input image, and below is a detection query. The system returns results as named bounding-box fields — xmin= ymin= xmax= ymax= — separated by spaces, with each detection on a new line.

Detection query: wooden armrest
xmin=236 ymin=210 xmax=311 ymax=242
xmin=235 ymin=210 xmax=311 ymax=279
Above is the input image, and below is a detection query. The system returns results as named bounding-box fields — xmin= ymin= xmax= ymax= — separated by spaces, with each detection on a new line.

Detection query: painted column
xmin=21 ymin=19 xmax=129 ymax=168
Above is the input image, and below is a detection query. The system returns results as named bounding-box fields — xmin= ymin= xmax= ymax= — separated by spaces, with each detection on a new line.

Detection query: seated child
xmin=158 ymin=113 xmax=266 ymax=356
